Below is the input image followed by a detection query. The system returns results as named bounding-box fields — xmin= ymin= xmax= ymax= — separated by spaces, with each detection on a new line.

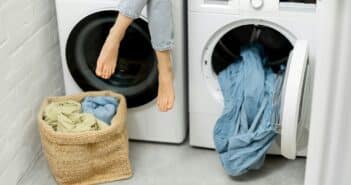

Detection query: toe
xmin=157 ymin=97 xmax=163 ymax=111
xmin=105 ymin=69 xmax=111 ymax=79
xmin=157 ymin=98 xmax=165 ymax=112
xmin=166 ymin=101 xmax=172 ymax=112
xmin=109 ymin=68 xmax=114 ymax=78
xmin=166 ymin=101 xmax=173 ymax=111
xmin=105 ymin=67 xmax=111 ymax=79
xmin=161 ymin=100 xmax=168 ymax=112
xmin=96 ymin=61 xmax=102 ymax=76
xmin=170 ymin=97 xmax=175 ymax=109
xmin=157 ymin=104 xmax=163 ymax=112
xmin=100 ymin=67 xmax=105 ymax=78
xmin=108 ymin=64 xmax=116 ymax=78
xmin=162 ymin=99 xmax=168 ymax=112
xmin=102 ymin=67 xmax=109 ymax=79
xmin=111 ymin=64 xmax=116 ymax=75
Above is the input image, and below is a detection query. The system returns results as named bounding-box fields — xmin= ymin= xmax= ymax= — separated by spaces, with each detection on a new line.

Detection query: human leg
xmin=148 ymin=0 xmax=175 ymax=112
xmin=96 ymin=0 xmax=148 ymax=79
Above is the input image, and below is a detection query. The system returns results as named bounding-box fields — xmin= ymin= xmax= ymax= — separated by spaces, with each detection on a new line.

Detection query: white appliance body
xmin=55 ymin=0 xmax=187 ymax=143
xmin=188 ymin=0 xmax=317 ymax=159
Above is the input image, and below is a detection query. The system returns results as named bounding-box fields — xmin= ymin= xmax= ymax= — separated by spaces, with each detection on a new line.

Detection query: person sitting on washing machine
xmin=95 ymin=0 xmax=175 ymax=112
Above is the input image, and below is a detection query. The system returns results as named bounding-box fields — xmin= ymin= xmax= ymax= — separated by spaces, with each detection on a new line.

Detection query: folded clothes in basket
xmin=43 ymin=100 xmax=108 ymax=133
xmin=81 ymin=96 xmax=119 ymax=125
xmin=213 ymin=43 xmax=285 ymax=176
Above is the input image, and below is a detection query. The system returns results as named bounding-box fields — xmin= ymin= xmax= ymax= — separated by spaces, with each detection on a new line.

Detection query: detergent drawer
xmin=189 ymin=0 xmax=239 ymax=14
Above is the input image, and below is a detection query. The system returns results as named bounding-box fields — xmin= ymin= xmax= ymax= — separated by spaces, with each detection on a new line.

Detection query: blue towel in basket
xmin=82 ymin=96 xmax=119 ymax=125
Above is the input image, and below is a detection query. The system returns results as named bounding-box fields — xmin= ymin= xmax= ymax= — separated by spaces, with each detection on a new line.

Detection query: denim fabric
xmin=81 ymin=96 xmax=119 ymax=125
xmin=117 ymin=0 xmax=174 ymax=51
xmin=213 ymin=43 xmax=285 ymax=176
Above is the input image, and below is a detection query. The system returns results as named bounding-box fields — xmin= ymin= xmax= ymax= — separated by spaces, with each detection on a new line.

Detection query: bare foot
xmin=96 ymin=14 xmax=133 ymax=79
xmin=95 ymin=39 xmax=119 ymax=79
xmin=157 ymin=69 xmax=175 ymax=112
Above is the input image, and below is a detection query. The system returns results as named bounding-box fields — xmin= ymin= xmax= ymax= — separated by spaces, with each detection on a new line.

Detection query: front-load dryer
xmin=188 ymin=0 xmax=317 ymax=159
xmin=55 ymin=0 xmax=187 ymax=143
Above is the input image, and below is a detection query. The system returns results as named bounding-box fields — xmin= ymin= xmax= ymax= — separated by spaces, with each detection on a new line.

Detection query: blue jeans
xmin=117 ymin=0 xmax=174 ymax=51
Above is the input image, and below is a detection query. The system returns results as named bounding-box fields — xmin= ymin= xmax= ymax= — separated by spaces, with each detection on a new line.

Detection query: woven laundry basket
xmin=37 ymin=91 xmax=132 ymax=185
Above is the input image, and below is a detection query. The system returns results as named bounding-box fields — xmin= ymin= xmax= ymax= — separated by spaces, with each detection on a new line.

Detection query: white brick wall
xmin=0 ymin=0 xmax=64 ymax=184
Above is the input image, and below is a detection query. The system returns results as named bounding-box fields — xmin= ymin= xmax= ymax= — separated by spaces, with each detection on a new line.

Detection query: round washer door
xmin=280 ymin=40 xmax=309 ymax=159
xmin=202 ymin=22 xmax=294 ymax=104
xmin=66 ymin=10 xmax=158 ymax=108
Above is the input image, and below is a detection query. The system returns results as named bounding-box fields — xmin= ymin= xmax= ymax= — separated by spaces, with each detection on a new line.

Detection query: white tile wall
xmin=0 ymin=0 xmax=64 ymax=184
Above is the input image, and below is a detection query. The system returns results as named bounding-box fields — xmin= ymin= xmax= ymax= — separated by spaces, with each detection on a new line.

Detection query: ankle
xmin=109 ymin=26 xmax=125 ymax=43
xmin=105 ymin=34 xmax=121 ymax=50
xmin=158 ymin=60 xmax=173 ymax=71
xmin=159 ymin=62 xmax=172 ymax=73
xmin=158 ymin=70 xmax=173 ymax=83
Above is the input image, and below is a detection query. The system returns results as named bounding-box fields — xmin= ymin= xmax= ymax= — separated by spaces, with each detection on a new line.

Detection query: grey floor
xmin=19 ymin=141 xmax=306 ymax=185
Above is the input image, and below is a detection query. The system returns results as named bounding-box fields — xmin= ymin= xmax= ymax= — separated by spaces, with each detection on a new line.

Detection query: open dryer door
xmin=280 ymin=40 xmax=309 ymax=159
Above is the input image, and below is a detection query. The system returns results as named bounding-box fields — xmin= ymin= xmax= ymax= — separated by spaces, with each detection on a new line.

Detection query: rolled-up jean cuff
xmin=152 ymin=41 xmax=175 ymax=51
xmin=116 ymin=6 xmax=140 ymax=19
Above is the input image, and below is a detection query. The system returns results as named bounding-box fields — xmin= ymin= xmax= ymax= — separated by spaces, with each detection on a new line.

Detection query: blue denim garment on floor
xmin=82 ymin=96 xmax=119 ymax=125
xmin=213 ymin=43 xmax=284 ymax=176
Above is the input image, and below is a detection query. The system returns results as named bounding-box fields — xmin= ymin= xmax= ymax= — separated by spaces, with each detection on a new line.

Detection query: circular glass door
xmin=66 ymin=10 xmax=158 ymax=108
xmin=211 ymin=25 xmax=293 ymax=75
xmin=202 ymin=22 xmax=294 ymax=103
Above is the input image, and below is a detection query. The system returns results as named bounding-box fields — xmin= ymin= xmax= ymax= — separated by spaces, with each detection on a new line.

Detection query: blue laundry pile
xmin=213 ymin=43 xmax=285 ymax=176
xmin=82 ymin=96 xmax=119 ymax=125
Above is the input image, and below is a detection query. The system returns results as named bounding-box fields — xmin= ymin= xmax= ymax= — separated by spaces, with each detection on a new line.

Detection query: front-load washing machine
xmin=55 ymin=0 xmax=187 ymax=143
xmin=188 ymin=0 xmax=317 ymax=159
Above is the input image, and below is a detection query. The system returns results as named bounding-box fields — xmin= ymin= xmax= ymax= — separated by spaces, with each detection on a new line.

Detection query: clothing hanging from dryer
xmin=213 ymin=43 xmax=285 ymax=176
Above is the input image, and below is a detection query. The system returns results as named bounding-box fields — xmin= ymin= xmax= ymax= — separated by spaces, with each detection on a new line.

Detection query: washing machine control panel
xmin=191 ymin=0 xmax=317 ymax=13
xmin=250 ymin=0 xmax=264 ymax=9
